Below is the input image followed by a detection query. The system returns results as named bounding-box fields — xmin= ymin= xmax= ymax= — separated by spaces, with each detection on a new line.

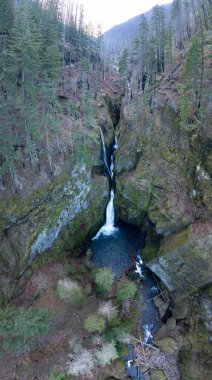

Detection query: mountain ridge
xmin=103 ymin=3 xmax=171 ymax=51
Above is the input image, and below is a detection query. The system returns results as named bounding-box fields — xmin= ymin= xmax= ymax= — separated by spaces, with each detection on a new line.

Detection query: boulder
xmin=166 ymin=317 xmax=177 ymax=330
xmin=153 ymin=337 xmax=179 ymax=354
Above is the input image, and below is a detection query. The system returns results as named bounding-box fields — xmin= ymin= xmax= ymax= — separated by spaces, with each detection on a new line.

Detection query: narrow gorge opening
xmin=86 ymin=124 xmax=164 ymax=378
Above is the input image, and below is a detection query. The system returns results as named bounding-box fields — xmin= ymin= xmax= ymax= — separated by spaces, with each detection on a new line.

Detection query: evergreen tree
xmin=118 ymin=48 xmax=129 ymax=97
xmin=138 ymin=15 xmax=149 ymax=93
xmin=39 ymin=0 xmax=61 ymax=173
xmin=5 ymin=0 xmax=41 ymax=168
xmin=0 ymin=0 xmax=14 ymax=51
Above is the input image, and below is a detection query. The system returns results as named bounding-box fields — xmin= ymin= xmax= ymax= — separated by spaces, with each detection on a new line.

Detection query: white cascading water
xmin=98 ymin=127 xmax=111 ymax=177
xmin=92 ymin=128 xmax=118 ymax=239
xmin=104 ymin=188 xmax=115 ymax=232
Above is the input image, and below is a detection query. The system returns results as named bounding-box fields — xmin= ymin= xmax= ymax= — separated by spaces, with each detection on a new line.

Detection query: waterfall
xmin=92 ymin=128 xmax=118 ymax=240
xmin=104 ymin=189 xmax=115 ymax=232
xmin=99 ymin=127 xmax=111 ymax=178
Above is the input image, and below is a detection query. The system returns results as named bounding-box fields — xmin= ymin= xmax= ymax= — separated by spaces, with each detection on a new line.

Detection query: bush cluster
xmin=56 ymin=278 xmax=84 ymax=304
xmin=84 ymin=314 xmax=105 ymax=333
xmin=0 ymin=306 xmax=52 ymax=354
xmin=116 ymin=278 xmax=137 ymax=301
xmin=92 ymin=267 xmax=114 ymax=294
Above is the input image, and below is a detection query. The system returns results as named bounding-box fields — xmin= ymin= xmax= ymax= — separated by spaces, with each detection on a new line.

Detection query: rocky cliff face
xmin=114 ymin=97 xmax=212 ymax=378
xmin=0 ymin=98 xmax=117 ymax=304
xmin=115 ymin=98 xmax=212 ymax=291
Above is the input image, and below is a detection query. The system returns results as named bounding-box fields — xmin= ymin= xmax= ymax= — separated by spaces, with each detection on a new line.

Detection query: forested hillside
xmin=103 ymin=4 xmax=171 ymax=52
xmin=116 ymin=0 xmax=211 ymax=114
xmin=0 ymin=0 xmax=107 ymax=193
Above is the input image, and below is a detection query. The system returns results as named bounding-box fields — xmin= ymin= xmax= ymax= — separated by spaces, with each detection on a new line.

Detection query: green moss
xmin=142 ymin=244 xmax=159 ymax=261
xmin=179 ymin=313 xmax=212 ymax=379
xmin=160 ymin=227 xmax=191 ymax=254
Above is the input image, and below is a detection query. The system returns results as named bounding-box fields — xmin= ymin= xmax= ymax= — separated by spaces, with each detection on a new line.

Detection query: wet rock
xmin=153 ymin=296 xmax=164 ymax=308
xmin=158 ymin=301 xmax=170 ymax=320
xmin=153 ymin=296 xmax=170 ymax=320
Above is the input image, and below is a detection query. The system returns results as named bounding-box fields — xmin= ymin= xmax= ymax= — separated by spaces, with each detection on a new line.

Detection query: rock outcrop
xmin=114 ymin=97 xmax=212 ymax=379
xmin=115 ymin=100 xmax=212 ymax=294
xmin=0 ymin=98 xmax=117 ymax=304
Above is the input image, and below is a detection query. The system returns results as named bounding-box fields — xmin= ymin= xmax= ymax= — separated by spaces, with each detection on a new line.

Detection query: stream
xmin=89 ymin=128 xmax=161 ymax=379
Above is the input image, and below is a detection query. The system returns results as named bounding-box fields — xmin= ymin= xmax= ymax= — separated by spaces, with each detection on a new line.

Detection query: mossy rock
xmin=147 ymin=222 xmax=212 ymax=302
xmin=0 ymin=167 xmax=109 ymax=304
xmin=154 ymin=337 xmax=179 ymax=354
xmin=115 ymin=104 xmax=196 ymax=235
xmin=150 ymin=370 xmax=167 ymax=380
xmin=166 ymin=317 xmax=176 ymax=330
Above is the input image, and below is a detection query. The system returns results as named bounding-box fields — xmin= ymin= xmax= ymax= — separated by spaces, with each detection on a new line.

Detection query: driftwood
xmin=134 ymin=338 xmax=180 ymax=380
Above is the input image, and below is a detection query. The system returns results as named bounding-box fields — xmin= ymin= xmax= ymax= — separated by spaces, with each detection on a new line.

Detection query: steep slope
xmin=114 ymin=29 xmax=212 ymax=378
xmin=0 ymin=77 xmax=120 ymax=304
xmin=103 ymin=4 xmax=171 ymax=51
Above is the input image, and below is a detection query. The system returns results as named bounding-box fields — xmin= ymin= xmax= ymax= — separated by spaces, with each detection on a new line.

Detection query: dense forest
xmin=117 ymin=0 xmax=211 ymax=112
xmin=0 ymin=0 xmax=211 ymax=192
xmin=0 ymin=0 xmax=103 ymax=189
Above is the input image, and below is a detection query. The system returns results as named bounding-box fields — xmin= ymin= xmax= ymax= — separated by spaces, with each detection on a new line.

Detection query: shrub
xmin=95 ymin=341 xmax=118 ymax=365
xmin=92 ymin=267 xmax=114 ymax=294
xmin=49 ymin=366 xmax=68 ymax=380
xmin=84 ymin=314 xmax=105 ymax=334
xmin=56 ymin=278 xmax=84 ymax=304
xmin=116 ymin=278 xmax=137 ymax=301
xmin=98 ymin=301 xmax=118 ymax=321
xmin=77 ymin=264 xmax=88 ymax=274
xmin=66 ymin=264 xmax=74 ymax=276
xmin=73 ymin=274 xmax=84 ymax=283
xmin=66 ymin=349 xmax=96 ymax=377
xmin=108 ymin=317 xmax=122 ymax=328
xmin=103 ymin=323 xmax=131 ymax=343
xmin=0 ymin=306 xmax=52 ymax=354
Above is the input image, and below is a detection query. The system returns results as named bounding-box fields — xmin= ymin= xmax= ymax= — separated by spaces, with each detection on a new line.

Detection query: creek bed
xmin=89 ymin=220 xmax=162 ymax=379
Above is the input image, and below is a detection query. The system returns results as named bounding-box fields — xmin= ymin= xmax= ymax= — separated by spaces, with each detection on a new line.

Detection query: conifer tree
xmin=118 ymin=48 xmax=129 ymax=97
